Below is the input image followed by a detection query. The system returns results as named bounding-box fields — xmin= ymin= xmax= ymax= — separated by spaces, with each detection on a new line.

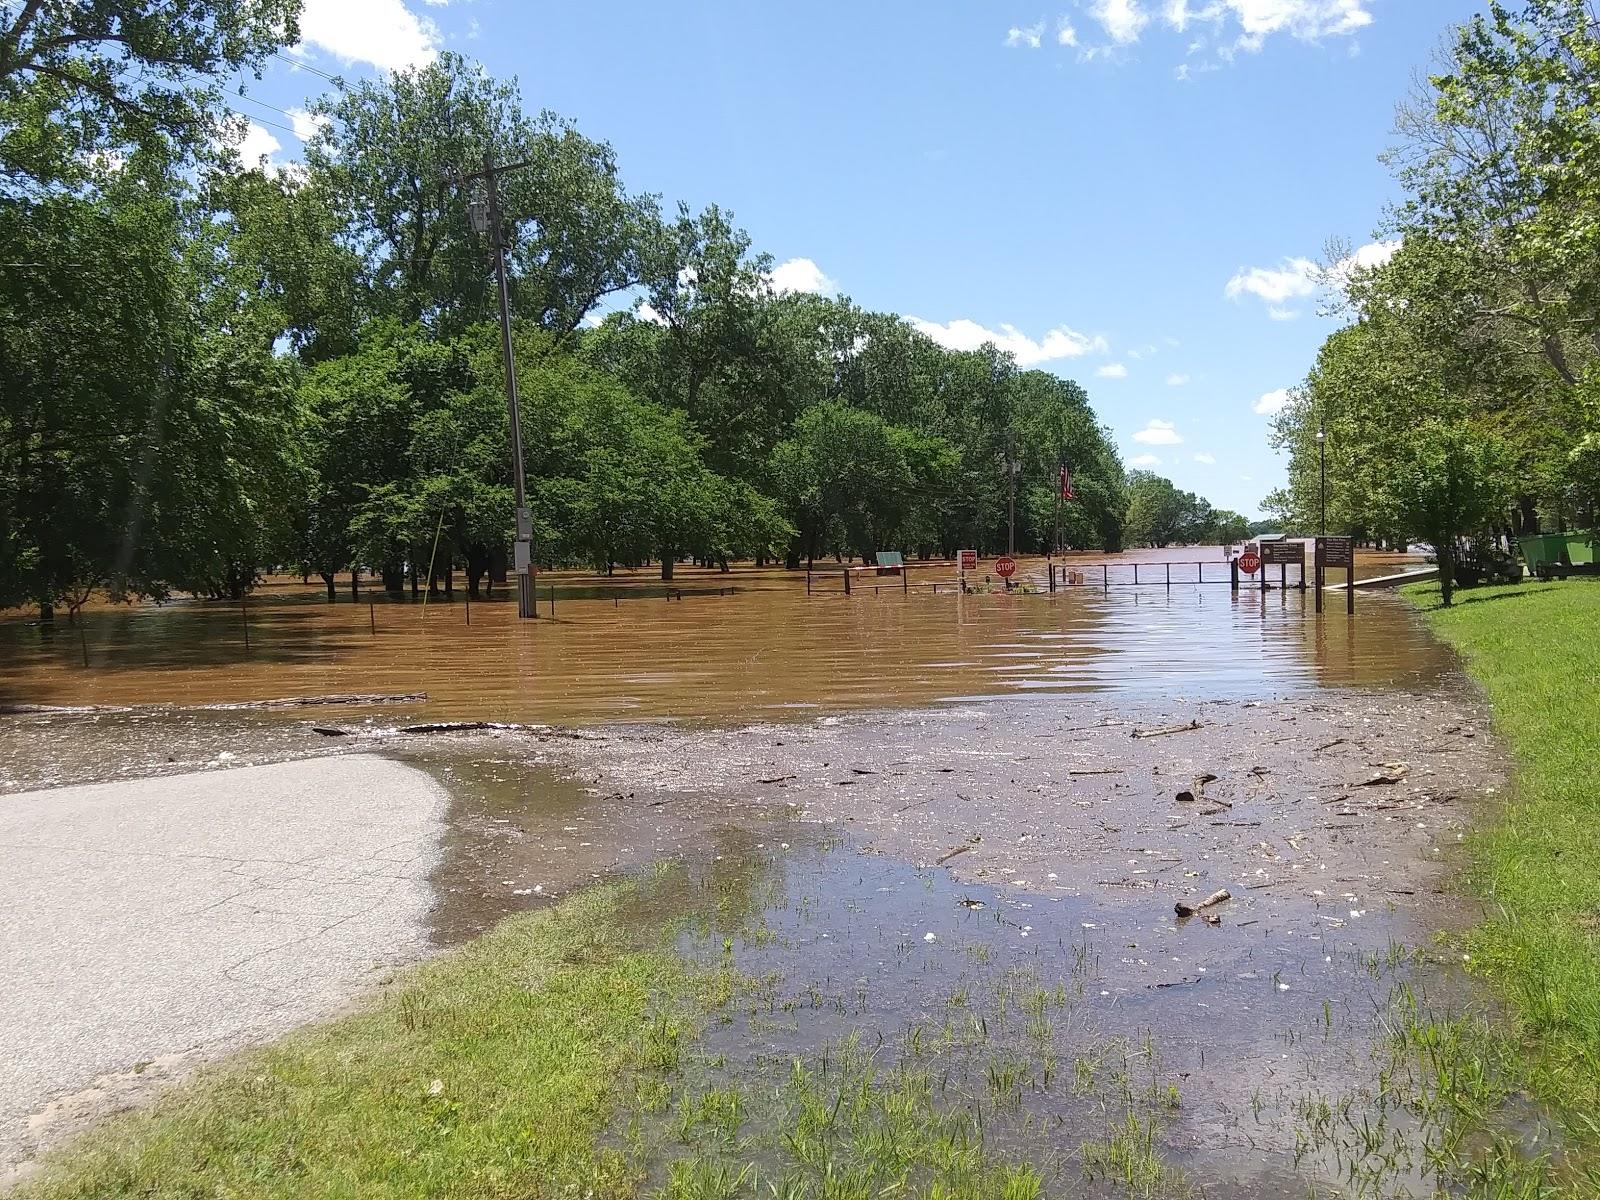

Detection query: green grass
xmin=1404 ymin=580 xmax=1600 ymax=1147
xmin=17 ymin=878 xmax=704 ymax=1200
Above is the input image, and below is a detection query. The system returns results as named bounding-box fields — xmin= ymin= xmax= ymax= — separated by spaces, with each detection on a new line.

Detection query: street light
xmin=1316 ymin=424 xmax=1327 ymax=537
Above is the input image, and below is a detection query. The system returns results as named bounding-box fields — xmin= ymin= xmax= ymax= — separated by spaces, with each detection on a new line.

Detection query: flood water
xmin=0 ymin=552 xmax=1449 ymax=724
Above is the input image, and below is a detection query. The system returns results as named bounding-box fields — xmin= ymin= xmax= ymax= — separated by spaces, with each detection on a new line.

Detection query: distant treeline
xmin=0 ymin=7 xmax=1246 ymax=617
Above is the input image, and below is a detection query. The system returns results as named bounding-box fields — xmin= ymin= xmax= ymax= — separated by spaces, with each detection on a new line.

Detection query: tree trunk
xmin=39 ymin=599 xmax=54 ymax=622
xmin=381 ymin=561 xmax=405 ymax=596
xmin=321 ymin=571 xmax=336 ymax=602
xmin=351 ymin=568 xmax=360 ymax=599
xmin=785 ymin=548 xmax=801 ymax=570
xmin=1438 ymin=543 xmax=1455 ymax=608
xmin=660 ymin=554 xmax=675 ymax=581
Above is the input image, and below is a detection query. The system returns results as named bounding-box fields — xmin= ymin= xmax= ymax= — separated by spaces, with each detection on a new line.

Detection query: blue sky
xmin=238 ymin=0 xmax=1487 ymax=518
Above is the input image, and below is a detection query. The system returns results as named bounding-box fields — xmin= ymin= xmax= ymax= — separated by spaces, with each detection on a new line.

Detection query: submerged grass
xmin=1401 ymin=579 xmax=1600 ymax=1181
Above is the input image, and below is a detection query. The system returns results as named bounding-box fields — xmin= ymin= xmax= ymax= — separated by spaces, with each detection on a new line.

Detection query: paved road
xmin=0 ymin=754 xmax=447 ymax=1174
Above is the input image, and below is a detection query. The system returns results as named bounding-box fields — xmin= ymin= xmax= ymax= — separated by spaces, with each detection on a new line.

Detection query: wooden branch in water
xmin=202 ymin=693 xmax=428 ymax=710
xmin=1131 ymin=719 xmax=1203 ymax=740
xmin=1174 ymin=888 xmax=1231 ymax=917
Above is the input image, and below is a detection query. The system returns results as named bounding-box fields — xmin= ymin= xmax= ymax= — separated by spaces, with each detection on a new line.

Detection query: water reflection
xmin=0 ymin=557 xmax=1452 ymax=723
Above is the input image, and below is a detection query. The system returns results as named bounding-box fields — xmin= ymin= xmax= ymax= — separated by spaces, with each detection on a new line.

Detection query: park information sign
xmin=1260 ymin=540 xmax=1305 ymax=566
xmin=1319 ymin=537 xmax=1354 ymax=568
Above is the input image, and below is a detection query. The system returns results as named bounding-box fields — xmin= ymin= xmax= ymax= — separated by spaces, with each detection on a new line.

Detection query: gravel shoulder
xmin=0 ymin=756 xmax=447 ymax=1180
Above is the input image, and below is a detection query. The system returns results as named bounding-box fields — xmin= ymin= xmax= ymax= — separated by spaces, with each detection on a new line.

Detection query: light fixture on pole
xmin=1316 ymin=423 xmax=1327 ymax=537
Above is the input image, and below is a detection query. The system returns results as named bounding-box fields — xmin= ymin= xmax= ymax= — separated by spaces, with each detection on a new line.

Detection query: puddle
xmin=327 ymin=730 xmax=1511 ymax=1197
xmin=593 ymin=837 xmax=1486 ymax=1197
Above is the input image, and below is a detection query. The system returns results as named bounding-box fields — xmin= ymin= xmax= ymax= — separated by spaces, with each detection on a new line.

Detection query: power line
xmin=273 ymin=51 xmax=346 ymax=87
xmin=221 ymin=106 xmax=299 ymax=139
xmin=232 ymin=89 xmax=306 ymax=126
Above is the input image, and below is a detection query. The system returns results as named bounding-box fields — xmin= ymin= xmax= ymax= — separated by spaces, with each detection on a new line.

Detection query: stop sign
xmin=995 ymin=556 xmax=1017 ymax=579
xmin=1238 ymin=551 xmax=1261 ymax=575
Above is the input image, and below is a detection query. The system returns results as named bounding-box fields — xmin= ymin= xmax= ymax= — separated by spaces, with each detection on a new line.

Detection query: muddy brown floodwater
xmin=0 ymin=553 xmax=1447 ymax=731
xmin=0 ymin=551 xmax=1512 ymax=1195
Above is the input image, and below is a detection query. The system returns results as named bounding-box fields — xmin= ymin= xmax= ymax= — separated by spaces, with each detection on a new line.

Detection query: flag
xmin=1059 ymin=466 xmax=1076 ymax=501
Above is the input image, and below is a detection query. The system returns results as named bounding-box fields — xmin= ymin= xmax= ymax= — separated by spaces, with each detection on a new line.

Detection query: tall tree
xmin=0 ymin=0 xmax=300 ymax=191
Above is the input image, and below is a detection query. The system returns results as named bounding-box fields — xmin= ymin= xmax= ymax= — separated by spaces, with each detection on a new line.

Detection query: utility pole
xmin=1004 ymin=437 xmax=1020 ymax=556
xmin=456 ymin=154 xmax=535 ymax=618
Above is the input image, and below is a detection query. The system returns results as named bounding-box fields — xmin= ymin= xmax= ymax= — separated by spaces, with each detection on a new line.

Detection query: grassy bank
xmin=16 ymin=877 xmax=705 ymax=1199
xmin=1405 ymin=580 xmax=1600 ymax=1137
xmin=17 ymin=859 xmax=1130 ymax=1200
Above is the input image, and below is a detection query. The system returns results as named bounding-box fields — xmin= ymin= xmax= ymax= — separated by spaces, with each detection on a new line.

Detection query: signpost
xmin=1316 ymin=537 xmax=1356 ymax=614
xmin=958 ymin=549 xmax=977 ymax=592
xmin=1260 ymin=539 xmax=1307 ymax=592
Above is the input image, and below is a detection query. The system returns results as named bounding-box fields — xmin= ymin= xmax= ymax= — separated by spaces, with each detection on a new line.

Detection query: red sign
xmin=1238 ymin=551 xmax=1261 ymax=575
xmin=959 ymin=549 xmax=978 ymax=571
xmin=995 ymin=557 xmax=1018 ymax=579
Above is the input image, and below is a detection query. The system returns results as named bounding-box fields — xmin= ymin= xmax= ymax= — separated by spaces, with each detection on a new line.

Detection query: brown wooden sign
xmin=1260 ymin=540 xmax=1305 ymax=566
xmin=1318 ymin=537 xmax=1354 ymax=569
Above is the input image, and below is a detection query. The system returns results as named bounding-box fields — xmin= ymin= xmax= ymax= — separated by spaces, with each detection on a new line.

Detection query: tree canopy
xmin=1 ymin=13 xmax=1247 ymax=616
xmin=1268 ymin=0 xmax=1600 ymax=601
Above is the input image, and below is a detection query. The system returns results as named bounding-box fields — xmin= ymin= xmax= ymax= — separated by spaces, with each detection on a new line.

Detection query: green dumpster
xmin=1519 ymin=532 xmax=1596 ymax=578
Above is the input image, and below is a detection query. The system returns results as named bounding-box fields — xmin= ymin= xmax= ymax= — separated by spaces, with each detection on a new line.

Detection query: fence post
xmin=1315 ymin=544 xmax=1325 ymax=614
xmin=1347 ymin=568 xmax=1356 ymax=615
xmin=806 ymin=567 xmax=812 ymax=595
xmin=1133 ymin=563 xmax=1139 ymax=586
xmin=1230 ymin=557 xmax=1239 ymax=593
xmin=240 ymin=597 xmax=250 ymax=652
xmin=844 ymin=568 xmax=851 ymax=595
xmin=1165 ymin=563 xmax=1171 ymax=591
xmin=369 ymin=601 xmax=376 ymax=635
xmin=1102 ymin=564 xmax=1108 ymax=592
xmin=903 ymin=565 xmax=908 ymax=594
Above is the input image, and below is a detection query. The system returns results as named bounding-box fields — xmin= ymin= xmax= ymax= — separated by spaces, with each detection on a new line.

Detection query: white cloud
xmin=1091 ymin=0 xmax=1152 ymax=44
xmin=1161 ymin=0 xmax=1372 ymax=43
xmin=635 ymin=300 xmax=667 ymax=326
xmin=1129 ymin=453 xmax=1163 ymax=468
xmin=1193 ymin=451 xmax=1217 ymax=464
xmin=1228 ymin=239 xmax=1398 ymax=315
xmin=907 ymin=317 xmax=1109 ymax=367
xmin=1097 ymin=363 xmax=1129 ymax=379
xmin=1166 ymin=373 xmax=1190 ymax=386
xmin=1327 ymin=238 xmax=1400 ymax=290
xmin=1254 ymin=387 xmax=1291 ymax=415
xmin=1225 ymin=256 xmax=1319 ymax=305
xmin=285 ymin=107 xmax=330 ymax=142
xmin=296 ymin=0 xmax=440 ymax=72
xmin=1057 ymin=18 xmax=1079 ymax=45
xmin=232 ymin=120 xmax=283 ymax=168
xmin=767 ymin=257 xmax=838 ymax=296
xmin=1005 ymin=21 xmax=1044 ymax=48
xmin=1133 ymin=419 xmax=1183 ymax=446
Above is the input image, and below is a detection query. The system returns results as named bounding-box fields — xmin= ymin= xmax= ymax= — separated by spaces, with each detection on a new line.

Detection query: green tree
xmin=0 ymin=0 xmax=300 ymax=191
xmin=1377 ymin=421 xmax=1514 ymax=606
xmin=305 ymin=53 xmax=653 ymax=334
